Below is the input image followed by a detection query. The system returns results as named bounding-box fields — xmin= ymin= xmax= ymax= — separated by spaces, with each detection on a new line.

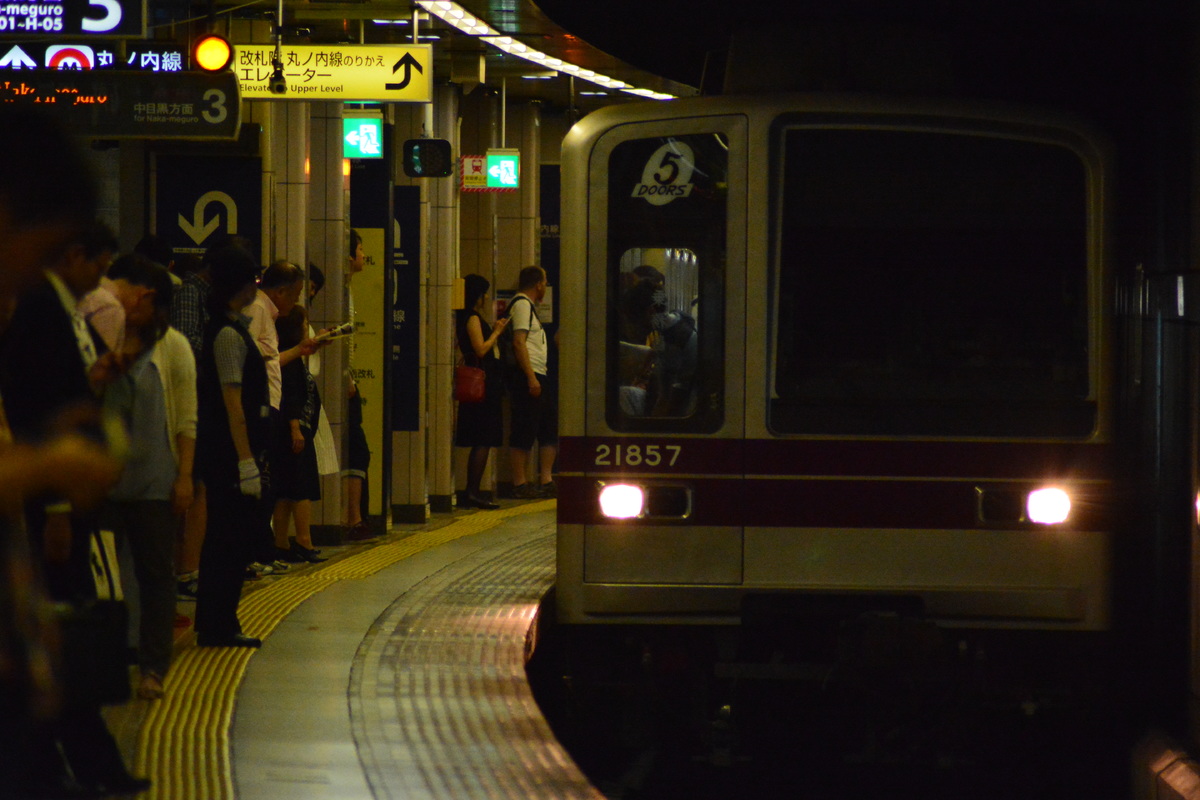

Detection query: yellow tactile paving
xmin=134 ymin=500 xmax=555 ymax=800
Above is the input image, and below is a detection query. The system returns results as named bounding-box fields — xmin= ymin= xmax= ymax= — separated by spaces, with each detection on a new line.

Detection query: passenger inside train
xmin=616 ymin=257 xmax=699 ymax=418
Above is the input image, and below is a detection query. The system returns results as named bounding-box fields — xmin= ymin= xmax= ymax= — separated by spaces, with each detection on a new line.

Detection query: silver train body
xmin=555 ymin=93 xmax=1116 ymax=631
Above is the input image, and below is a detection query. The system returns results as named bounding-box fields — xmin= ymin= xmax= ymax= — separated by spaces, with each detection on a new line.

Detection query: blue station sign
xmin=0 ymin=0 xmax=146 ymax=38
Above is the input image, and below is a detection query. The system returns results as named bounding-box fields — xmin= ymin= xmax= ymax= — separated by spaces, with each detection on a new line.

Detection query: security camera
xmin=268 ymin=66 xmax=287 ymax=94
xmin=268 ymin=48 xmax=286 ymax=94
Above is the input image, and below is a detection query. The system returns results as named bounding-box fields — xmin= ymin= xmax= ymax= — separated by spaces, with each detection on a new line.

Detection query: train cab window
xmin=605 ymin=134 xmax=728 ymax=432
xmin=770 ymin=126 xmax=1093 ymax=438
xmin=615 ymin=248 xmax=701 ymax=419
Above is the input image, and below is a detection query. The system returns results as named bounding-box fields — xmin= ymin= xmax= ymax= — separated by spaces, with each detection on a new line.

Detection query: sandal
xmin=138 ymin=671 xmax=165 ymax=701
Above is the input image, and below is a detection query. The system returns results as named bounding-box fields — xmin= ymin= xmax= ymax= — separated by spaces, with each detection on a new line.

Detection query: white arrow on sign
xmin=178 ymin=191 xmax=237 ymax=245
xmin=0 ymin=46 xmax=37 ymax=69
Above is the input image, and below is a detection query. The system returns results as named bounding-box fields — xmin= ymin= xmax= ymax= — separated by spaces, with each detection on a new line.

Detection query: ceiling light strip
xmin=414 ymin=0 xmax=498 ymax=36
xmin=415 ymin=0 xmax=673 ymax=100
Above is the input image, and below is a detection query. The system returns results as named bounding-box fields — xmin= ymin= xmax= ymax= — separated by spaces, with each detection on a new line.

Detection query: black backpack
xmin=499 ymin=294 xmax=538 ymax=370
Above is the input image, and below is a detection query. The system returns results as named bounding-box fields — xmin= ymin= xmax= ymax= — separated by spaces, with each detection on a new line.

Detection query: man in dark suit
xmin=0 ymin=219 xmax=150 ymax=797
xmin=0 ymin=220 xmax=119 ymax=597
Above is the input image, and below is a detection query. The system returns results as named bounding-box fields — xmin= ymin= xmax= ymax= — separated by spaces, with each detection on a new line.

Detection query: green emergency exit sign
xmin=344 ymin=117 xmax=383 ymax=158
xmin=486 ymin=148 xmax=519 ymax=189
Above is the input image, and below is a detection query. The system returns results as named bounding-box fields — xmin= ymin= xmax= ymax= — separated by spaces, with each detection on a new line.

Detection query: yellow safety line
xmin=134 ymin=501 xmax=555 ymax=800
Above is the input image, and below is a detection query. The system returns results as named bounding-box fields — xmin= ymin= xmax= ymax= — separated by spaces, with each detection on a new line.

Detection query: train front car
xmin=557 ymin=95 xmax=1116 ymax=650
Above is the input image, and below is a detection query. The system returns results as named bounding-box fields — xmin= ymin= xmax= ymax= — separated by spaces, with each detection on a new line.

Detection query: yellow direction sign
xmin=235 ymin=44 xmax=432 ymax=102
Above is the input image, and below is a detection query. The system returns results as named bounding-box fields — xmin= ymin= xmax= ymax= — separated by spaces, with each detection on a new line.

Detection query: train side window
xmin=604 ymin=133 xmax=728 ymax=432
xmin=770 ymin=126 xmax=1093 ymax=438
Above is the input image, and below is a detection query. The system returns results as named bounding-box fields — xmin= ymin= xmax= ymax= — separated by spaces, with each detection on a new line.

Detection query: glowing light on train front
xmin=1026 ymin=487 xmax=1072 ymax=525
xmin=599 ymin=484 xmax=645 ymax=519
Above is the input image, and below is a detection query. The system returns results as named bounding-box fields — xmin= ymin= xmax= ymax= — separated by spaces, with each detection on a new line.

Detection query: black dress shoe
xmin=290 ymin=541 xmax=326 ymax=563
xmin=197 ymin=633 xmax=262 ymax=648
xmin=466 ymin=494 xmax=500 ymax=510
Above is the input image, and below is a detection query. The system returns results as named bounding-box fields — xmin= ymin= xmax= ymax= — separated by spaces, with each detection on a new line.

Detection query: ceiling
xmin=183 ymin=0 xmax=697 ymax=115
xmin=175 ymin=0 xmax=1191 ymax=118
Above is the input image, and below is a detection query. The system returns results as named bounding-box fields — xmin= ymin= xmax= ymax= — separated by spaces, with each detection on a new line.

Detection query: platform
xmin=104 ymin=500 xmax=600 ymax=800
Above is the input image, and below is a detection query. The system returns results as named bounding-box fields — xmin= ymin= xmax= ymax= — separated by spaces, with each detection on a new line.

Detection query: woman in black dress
xmin=273 ymin=305 xmax=325 ymax=562
xmin=455 ymin=274 xmax=509 ymax=509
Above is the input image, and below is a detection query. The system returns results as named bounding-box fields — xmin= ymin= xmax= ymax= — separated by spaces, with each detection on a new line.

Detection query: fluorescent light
xmin=372 ymin=19 xmax=410 ymax=25
xmin=477 ymin=30 xmax=674 ymax=100
xmin=416 ymin=0 xmax=498 ymax=36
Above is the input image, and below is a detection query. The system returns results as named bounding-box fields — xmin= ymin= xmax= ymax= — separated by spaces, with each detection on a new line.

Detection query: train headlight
xmin=1026 ymin=487 xmax=1071 ymax=525
xmin=598 ymin=483 xmax=645 ymax=519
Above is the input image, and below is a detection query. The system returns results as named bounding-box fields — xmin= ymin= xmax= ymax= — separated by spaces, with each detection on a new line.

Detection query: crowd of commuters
xmin=0 ymin=106 xmax=558 ymax=798
xmin=0 ymin=108 xmax=353 ymax=798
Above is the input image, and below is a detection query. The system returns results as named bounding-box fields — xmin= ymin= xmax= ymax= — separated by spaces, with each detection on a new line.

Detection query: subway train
xmin=551 ymin=88 xmax=1196 ymax=713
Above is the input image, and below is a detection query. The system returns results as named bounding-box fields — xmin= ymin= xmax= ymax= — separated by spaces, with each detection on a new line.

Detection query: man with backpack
xmin=505 ymin=266 xmax=556 ymax=498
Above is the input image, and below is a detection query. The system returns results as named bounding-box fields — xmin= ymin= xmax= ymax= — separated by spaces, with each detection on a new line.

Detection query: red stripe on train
xmin=556 ymin=475 xmax=1113 ymax=529
xmin=558 ymin=436 xmax=1111 ymax=479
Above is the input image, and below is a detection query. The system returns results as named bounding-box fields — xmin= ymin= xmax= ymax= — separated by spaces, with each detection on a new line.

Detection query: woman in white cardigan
xmin=101 ymin=254 xmax=196 ymax=701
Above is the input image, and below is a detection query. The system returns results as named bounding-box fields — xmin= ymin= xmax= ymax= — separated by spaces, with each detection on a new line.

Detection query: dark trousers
xmin=104 ymin=500 xmax=176 ymax=677
xmin=194 ymin=483 xmax=261 ymax=638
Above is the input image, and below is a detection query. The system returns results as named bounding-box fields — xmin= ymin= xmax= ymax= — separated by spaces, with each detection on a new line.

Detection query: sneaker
xmin=538 ymin=481 xmax=558 ymax=498
xmin=248 ymin=562 xmax=274 ymax=577
xmin=176 ymin=574 xmax=199 ymax=601
xmin=270 ymin=560 xmax=291 ymax=573
xmin=514 ymin=483 xmax=540 ymax=499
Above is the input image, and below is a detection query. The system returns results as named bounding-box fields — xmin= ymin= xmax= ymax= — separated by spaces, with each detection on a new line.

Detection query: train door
xmin=557 ymin=113 xmax=748 ymax=623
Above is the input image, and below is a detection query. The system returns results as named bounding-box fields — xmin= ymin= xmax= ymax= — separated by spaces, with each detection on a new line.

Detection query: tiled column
xmin=496 ymin=102 xmax=541 ymax=284
xmin=457 ymin=90 xmax=501 ymax=490
xmin=426 ymin=83 xmax=462 ymax=513
xmin=388 ymin=99 xmax=433 ymax=521
xmin=308 ymin=101 xmax=348 ymax=540
xmin=241 ymin=100 xmax=274 ymax=265
xmin=273 ymin=101 xmax=310 ymax=266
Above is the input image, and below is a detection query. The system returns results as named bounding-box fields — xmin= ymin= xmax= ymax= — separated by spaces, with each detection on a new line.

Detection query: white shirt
xmin=246 ymin=289 xmax=282 ymax=410
xmin=509 ymin=292 xmax=547 ymax=376
xmin=45 ymin=270 xmax=97 ymax=370
xmin=77 ymin=276 xmax=124 ymax=355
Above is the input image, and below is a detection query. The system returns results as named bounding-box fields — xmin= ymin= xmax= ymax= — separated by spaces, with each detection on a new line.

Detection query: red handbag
xmin=454 ymin=363 xmax=486 ymax=403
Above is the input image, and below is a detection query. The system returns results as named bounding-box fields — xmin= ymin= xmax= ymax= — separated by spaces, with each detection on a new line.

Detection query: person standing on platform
xmin=0 ymin=218 xmax=149 ymax=797
xmin=193 ymin=244 xmax=271 ymax=649
xmin=170 ymin=245 xmax=214 ymax=603
xmin=134 ymin=233 xmax=180 ymax=285
xmin=99 ymin=254 xmax=194 ymax=701
xmin=0 ymin=107 xmax=131 ymax=800
xmin=247 ymin=260 xmax=319 ymax=573
xmin=455 ymin=274 xmax=509 ymax=509
xmin=273 ymin=305 xmax=326 ymax=563
xmin=507 ymin=265 xmax=558 ymax=498
xmin=72 ymin=223 xmax=121 ymax=351
xmin=342 ymin=230 xmax=373 ymax=539
xmin=307 ymin=265 xmax=341 ymax=482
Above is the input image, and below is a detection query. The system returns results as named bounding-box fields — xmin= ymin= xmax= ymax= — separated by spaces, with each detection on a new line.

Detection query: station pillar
xmin=308 ymin=100 xmax=350 ymax=540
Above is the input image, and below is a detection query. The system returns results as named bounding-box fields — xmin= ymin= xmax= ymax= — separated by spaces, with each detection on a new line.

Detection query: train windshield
xmin=771 ymin=127 xmax=1092 ymax=437
xmin=606 ymin=133 xmax=728 ymax=432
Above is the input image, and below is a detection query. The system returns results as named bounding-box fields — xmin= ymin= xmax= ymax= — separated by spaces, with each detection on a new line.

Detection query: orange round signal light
xmin=193 ymin=35 xmax=233 ymax=72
